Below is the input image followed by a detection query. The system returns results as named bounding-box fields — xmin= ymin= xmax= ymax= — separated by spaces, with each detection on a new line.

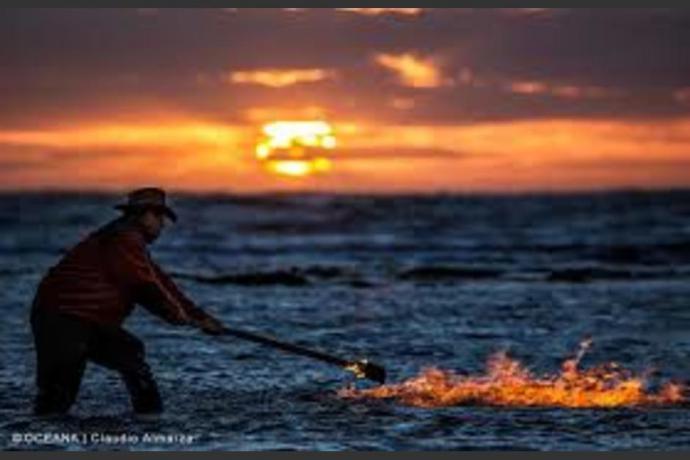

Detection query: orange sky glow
xmin=1 ymin=116 xmax=688 ymax=193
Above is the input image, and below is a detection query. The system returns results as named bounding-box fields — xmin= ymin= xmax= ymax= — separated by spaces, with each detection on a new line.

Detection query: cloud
xmin=281 ymin=8 xmax=424 ymax=17
xmin=0 ymin=9 xmax=688 ymax=128
xmin=373 ymin=53 xmax=445 ymax=88
xmin=0 ymin=123 xmax=246 ymax=149
xmin=501 ymin=8 xmax=555 ymax=17
xmin=508 ymin=81 xmax=549 ymax=95
xmin=335 ymin=9 xmax=424 ymax=17
xmin=505 ymin=80 xmax=618 ymax=99
xmin=244 ymin=106 xmax=329 ymax=122
xmin=227 ymin=68 xmax=335 ymax=88
xmin=337 ymin=118 xmax=690 ymax=161
xmin=674 ymin=88 xmax=690 ymax=104
xmin=326 ymin=118 xmax=690 ymax=192
xmin=135 ymin=8 xmax=159 ymax=17
xmin=330 ymin=147 xmax=463 ymax=159
xmin=389 ymin=97 xmax=416 ymax=110
xmin=0 ymin=123 xmax=254 ymax=192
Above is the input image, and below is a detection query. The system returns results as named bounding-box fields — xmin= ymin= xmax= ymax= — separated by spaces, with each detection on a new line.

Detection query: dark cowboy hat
xmin=114 ymin=187 xmax=177 ymax=222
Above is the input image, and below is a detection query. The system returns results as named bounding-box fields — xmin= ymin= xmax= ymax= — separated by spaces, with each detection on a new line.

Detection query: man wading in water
xmin=30 ymin=187 xmax=225 ymax=415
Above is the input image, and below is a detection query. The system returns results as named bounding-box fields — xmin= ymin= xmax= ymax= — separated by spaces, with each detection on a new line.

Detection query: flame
xmin=340 ymin=340 xmax=685 ymax=408
xmin=255 ymin=121 xmax=336 ymax=178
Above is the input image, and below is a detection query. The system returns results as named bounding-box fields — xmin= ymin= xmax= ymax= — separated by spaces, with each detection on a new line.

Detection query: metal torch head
xmin=345 ymin=359 xmax=387 ymax=385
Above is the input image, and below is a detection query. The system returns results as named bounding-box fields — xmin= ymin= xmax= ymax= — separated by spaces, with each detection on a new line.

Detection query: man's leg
xmin=31 ymin=311 xmax=90 ymax=415
xmin=88 ymin=326 xmax=163 ymax=414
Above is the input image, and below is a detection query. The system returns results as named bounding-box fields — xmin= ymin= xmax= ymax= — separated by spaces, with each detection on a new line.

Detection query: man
xmin=30 ymin=187 xmax=225 ymax=415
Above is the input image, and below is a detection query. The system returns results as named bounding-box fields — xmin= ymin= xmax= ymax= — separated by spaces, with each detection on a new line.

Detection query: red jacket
xmin=32 ymin=218 xmax=209 ymax=326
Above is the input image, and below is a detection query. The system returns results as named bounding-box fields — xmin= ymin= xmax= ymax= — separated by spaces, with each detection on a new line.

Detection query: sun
xmin=255 ymin=121 xmax=336 ymax=178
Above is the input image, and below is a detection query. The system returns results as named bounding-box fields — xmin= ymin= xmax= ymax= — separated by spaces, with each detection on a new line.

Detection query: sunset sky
xmin=1 ymin=8 xmax=689 ymax=193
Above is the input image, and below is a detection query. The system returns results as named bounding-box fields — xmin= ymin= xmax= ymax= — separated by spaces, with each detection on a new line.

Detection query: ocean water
xmin=1 ymin=191 xmax=689 ymax=451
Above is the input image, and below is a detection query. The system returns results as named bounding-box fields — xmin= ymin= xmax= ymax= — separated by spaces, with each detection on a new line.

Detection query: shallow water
xmin=1 ymin=191 xmax=689 ymax=450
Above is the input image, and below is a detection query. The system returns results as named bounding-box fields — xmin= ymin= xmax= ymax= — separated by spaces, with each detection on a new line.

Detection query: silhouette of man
xmin=30 ymin=187 xmax=224 ymax=415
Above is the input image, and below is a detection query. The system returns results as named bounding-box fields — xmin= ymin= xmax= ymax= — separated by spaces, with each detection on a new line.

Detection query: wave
xmin=170 ymin=269 xmax=310 ymax=286
xmin=0 ymin=267 xmax=34 ymax=278
xmin=398 ymin=266 xmax=504 ymax=281
xmin=545 ymin=266 xmax=683 ymax=283
xmin=170 ymin=265 xmax=381 ymax=289
xmin=169 ymin=262 xmax=689 ymax=287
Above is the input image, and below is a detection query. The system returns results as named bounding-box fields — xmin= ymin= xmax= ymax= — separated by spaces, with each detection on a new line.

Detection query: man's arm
xmin=150 ymin=261 xmax=225 ymax=334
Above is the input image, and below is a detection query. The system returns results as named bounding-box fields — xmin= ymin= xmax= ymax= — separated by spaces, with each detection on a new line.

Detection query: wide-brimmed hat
xmin=114 ymin=187 xmax=177 ymax=222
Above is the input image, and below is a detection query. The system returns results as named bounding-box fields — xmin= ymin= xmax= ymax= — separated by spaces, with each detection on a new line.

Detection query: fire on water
xmin=340 ymin=339 xmax=685 ymax=408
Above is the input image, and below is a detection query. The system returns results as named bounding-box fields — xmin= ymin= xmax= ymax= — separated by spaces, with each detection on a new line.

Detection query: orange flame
xmin=340 ymin=340 xmax=685 ymax=408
